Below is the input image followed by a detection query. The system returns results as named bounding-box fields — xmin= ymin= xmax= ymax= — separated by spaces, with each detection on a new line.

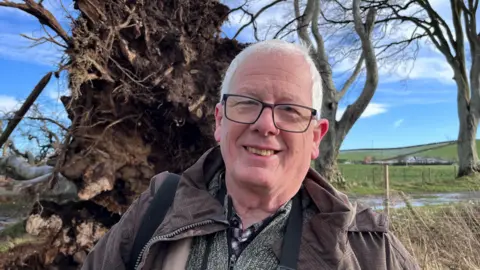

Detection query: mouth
xmin=244 ymin=146 xmax=280 ymax=157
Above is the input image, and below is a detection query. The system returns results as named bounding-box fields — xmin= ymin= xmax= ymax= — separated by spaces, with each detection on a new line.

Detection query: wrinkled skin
xmin=214 ymin=50 xmax=329 ymax=209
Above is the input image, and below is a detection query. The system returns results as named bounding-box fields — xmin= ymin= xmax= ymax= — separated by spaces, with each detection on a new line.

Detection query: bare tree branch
xmin=311 ymin=0 xmax=327 ymax=61
xmin=6 ymin=141 xmax=35 ymax=164
xmin=374 ymin=1 xmax=454 ymax=61
xmin=336 ymin=53 xmax=364 ymax=102
xmin=232 ymin=0 xmax=286 ymax=40
xmin=450 ymin=0 xmax=469 ymax=101
xmin=273 ymin=15 xmax=302 ymax=39
xmin=337 ymin=0 xmax=378 ymax=138
xmin=0 ymin=0 xmax=72 ymax=47
xmin=0 ymin=154 xmax=52 ymax=180
xmin=227 ymin=0 xmax=250 ymax=15
xmin=294 ymin=0 xmax=315 ymax=49
xmin=0 ymin=72 xmax=53 ymax=149
xmin=19 ymin=33 xmax=67 ymax=49
xmin=1 ymin=116 xmax=68 ymax=132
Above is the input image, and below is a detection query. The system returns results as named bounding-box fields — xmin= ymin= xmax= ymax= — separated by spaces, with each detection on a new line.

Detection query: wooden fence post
xmin=372 ymin=167 xmax=375 ymax=185
xmin=384 ymin=164 xmax=389 ymax=216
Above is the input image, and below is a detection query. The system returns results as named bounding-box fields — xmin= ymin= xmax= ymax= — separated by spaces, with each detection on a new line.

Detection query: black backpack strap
xmin=127 ymin=173 xmax=180 ymax=270
xmin=277 ymin=192 xmax=303 ymax=270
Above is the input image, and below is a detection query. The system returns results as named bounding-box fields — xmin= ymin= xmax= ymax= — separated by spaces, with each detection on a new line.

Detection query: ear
xmin=311 ymin=119 xmax=329 ymax=160
xmin=214 ymin=103 xmax=223 ymax=142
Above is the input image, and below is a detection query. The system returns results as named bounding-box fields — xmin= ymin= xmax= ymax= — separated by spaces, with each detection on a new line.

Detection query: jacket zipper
xmin=229 ymin=254 xmax=236 ymax=270
xmin=134 ymin=220 xmax=215 ymax=270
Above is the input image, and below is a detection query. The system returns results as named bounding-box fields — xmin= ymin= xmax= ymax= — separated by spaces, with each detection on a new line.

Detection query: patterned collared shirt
xmin=226 ymin=196 xmax=290 ymax=258
xmin=211 ymin=170 xmax=306 ymax=260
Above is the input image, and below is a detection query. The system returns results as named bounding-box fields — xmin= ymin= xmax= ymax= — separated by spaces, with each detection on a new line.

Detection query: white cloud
xmin=377 ymin=87 xmax=453 ymax=96
xmin=379 ymin=57 xmax=455 ymax=84
xmin=396 ymin=98 xmax=451 ymax=105
xmin=336 ymin=102 xmax=388 ymax=121
xmin=361 ymin=103 xmax=389 ymax=118
xmin=0 ymin=95 xmax=19 ymax=113
xmin=0 ymin=32 xmax=64 ymax=66
xmin=45 ymin=84 xmax=70 ymax=103
xmin=334 ymin=55 xmax=455 ymax=85
xmin=393 ymin=119 xmax=404 ymax=128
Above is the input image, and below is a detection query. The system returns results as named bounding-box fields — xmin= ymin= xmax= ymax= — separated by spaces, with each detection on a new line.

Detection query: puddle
xmin=350 ymin=191 xmax=480 ymax=210
xmin=0 ymin=216 xmax=19 ymax=231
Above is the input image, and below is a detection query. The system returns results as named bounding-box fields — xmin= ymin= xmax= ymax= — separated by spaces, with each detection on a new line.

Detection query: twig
xmin=48 ymin=125 xmax=72 ymax=189
xmin=273 ymin=16 xmax=302 ymax=39
xmin=233 ymin=0 xmax=286 ymax=40
xmin=0 ymin=116 xmax=68 ymax=131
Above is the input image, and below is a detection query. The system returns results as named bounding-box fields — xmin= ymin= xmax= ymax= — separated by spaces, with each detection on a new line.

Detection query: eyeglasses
xmin=222 ymin=94 xmax=317 ymax=133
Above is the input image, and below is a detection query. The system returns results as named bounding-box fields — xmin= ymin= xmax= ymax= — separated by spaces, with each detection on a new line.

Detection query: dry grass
xmin=389 ymin=193 xmax=480 ymax=270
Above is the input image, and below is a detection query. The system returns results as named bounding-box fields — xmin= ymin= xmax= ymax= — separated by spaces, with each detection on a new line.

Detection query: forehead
xmin=229 ymin=50 xmax=313 ymax=103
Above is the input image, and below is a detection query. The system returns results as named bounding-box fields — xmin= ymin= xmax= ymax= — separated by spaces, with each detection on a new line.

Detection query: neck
xmin=225 ymin=175 xmax=298 ymax=228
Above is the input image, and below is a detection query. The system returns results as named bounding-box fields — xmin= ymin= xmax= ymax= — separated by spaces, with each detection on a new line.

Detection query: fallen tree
xmin=0 ymin=0 xmax=244 ymax=268
xmin=0 ymin=154 xmax=78 ymax=198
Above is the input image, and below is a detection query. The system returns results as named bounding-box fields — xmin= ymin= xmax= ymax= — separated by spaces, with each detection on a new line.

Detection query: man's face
xmin=214 ymin=50 xmax=329 ymax=195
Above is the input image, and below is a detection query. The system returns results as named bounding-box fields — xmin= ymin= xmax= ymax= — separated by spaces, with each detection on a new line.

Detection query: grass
xmin=0 ymin=219 xmax=34 ymax=253
xmin=338 ymin=164 xmax=480 ymax=195
xmin=338 ymin=139 xmax=480 ymax=161
xmin=389 ymin=199 xmax=480 ymax=269
xmin=0 ymin=182 xmax=476 ymax=269
xmin=0 ymin=200 xmax=33 ymax=219
xmin=0 ymin=199 xmax=37 ymax=254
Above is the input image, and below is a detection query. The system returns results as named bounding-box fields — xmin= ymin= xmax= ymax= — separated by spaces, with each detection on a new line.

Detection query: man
xmin=82 ymin=39 xmax=420 ymax=270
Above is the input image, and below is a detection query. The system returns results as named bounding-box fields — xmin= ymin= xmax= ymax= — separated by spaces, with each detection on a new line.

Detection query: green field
xmin=339 ymin=140 xmax=480 ymax=162
xmin=338 ymin=164 xmax=480 ymax=195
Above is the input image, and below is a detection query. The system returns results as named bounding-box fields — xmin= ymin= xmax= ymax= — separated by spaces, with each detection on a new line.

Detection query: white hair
xmin=219 ymin=39 xmax=323 ymax=118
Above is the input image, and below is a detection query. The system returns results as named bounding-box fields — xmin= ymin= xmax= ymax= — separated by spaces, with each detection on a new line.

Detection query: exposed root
xmin=0 ymin=0 xmax=245 ymax=268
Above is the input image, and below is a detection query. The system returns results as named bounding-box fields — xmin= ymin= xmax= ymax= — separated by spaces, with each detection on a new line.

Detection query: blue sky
xmin=0 ymin=0 xmax=476 ymax=151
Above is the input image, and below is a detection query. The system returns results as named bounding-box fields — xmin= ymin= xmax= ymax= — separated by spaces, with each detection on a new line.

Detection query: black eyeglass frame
xmin=221 ymin=94 xmax=318 ymax=133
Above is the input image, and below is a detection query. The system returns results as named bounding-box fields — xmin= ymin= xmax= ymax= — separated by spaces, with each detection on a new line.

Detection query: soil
xmin=1 ymin=0 xmax=245 ymax=268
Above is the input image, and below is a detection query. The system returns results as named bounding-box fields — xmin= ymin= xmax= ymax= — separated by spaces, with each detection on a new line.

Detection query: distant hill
xmin=338 ymin=140 xmax=480 ymax=162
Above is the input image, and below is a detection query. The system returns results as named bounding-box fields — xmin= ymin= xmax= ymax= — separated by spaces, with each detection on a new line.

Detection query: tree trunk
xmin=316 ymin=140 xmax=344 ymax=186
xmin=316 ymin=86 xmax=345 ymax=185
xmin=452 ymin=54 xmax=480 ymax=177
xmin=307 ymin=0 xmax=377 ymax=186
xmin=456 ymin=92 xmax=480 ymax=176
xmin=0 ymin=0 xmax=244 ymax=268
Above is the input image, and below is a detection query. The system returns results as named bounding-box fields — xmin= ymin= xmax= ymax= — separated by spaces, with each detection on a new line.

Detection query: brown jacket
xmin=82 ymin=147 xmax=420 ymax=270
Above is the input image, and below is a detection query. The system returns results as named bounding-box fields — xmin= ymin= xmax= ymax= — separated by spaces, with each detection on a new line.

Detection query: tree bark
xmin=293 ymin=0 xmax=378 ymax=184
xmin=456 ymin=74 xmax=480 ymax=176
xmin=316 ymin=85 xmax=344 ymax=185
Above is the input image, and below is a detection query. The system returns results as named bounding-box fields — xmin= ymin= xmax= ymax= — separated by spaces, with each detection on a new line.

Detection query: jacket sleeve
xmin=81 ymin=173 xmax=168 ymax=270
xmin=386 ymin=232 xmax=421 ymax=270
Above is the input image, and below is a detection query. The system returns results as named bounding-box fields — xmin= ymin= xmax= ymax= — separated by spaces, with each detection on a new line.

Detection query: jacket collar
xmin=154 ymin=146 xmax=389 ymax=266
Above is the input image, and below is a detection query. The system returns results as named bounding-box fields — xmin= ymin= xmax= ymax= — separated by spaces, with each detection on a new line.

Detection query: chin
xmin=233 ymin=167 xmax=277 ymax=189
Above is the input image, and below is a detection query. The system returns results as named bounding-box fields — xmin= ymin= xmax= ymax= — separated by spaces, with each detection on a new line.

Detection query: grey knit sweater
xmin=186 ymin=170 xmax=316 ymax=270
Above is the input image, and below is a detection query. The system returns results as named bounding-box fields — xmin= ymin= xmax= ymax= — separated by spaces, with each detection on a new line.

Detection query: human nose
xmin=249 ymin=106 xmax=279 ymax=136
